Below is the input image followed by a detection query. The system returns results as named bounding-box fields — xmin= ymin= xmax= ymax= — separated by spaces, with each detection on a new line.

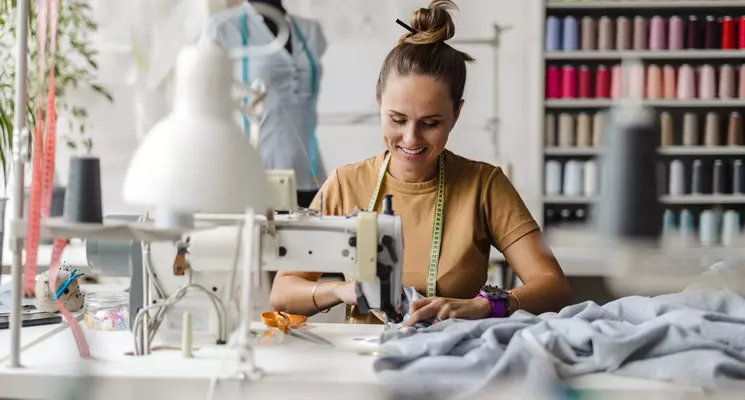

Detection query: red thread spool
xmin=546 ymin=66 xmax=561 ymax=99
xmin=595 ymin=65 xmax=610 ymax=98
xmin=578 ymin=65 xmax=592 ymax=98
xmin=722 ymin=16 xmax=735 ymax=49
xmin=562 ymin=65 xmax=577 ymax=98
xmin=738 ymin=16 xmax=745 ymax=49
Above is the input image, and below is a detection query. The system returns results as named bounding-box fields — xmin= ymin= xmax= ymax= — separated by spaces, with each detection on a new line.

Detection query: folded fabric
xmin=375 ymin=287 xmax=745 ymax=399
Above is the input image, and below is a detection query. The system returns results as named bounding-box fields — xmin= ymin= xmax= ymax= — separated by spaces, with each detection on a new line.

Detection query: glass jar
xmin=84 ymin=291 xmax=129 ymax=331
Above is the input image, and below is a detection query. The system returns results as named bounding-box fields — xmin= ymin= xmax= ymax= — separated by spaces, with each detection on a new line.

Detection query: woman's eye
xmin=422 ymin=121 xmax=439 ymax=128
xmin=391 ymin=117 xmax=406 ymax=125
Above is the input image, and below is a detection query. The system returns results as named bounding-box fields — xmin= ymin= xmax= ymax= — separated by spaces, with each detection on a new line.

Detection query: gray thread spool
xmin=682 ymin=112 xmax=699 ymax=146
xmin=669 ymin=160 xmax=685 ymax=195
xmin=712 ymin=160 xmax=726 ymax=194
xmin=733 ymin=160 xmax=744 ymax=194
xmin=64 ymin=157 xmax=103 ymax=223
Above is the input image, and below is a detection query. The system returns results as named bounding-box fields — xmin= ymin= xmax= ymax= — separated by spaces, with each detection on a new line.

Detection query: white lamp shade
xmin=123 ymin=42 xmax=268 ymax=214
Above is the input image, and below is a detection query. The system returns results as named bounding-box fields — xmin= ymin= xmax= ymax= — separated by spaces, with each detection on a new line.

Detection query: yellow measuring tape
xmin=367 ymin=152 xmax=446 ymax=298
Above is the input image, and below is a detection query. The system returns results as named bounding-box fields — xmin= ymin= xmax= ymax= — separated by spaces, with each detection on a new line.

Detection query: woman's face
xmin=380 ymin=74 xmax=462 ymax=181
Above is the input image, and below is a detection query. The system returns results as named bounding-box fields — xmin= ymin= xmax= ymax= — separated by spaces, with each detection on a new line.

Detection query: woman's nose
xmin=400 ymin=123 xmax=421 ymax=144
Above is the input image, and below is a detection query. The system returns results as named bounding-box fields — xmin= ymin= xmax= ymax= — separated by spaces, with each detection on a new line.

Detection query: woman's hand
xmin=402 ymin=296 xmax=492 ymax=327
xmin=331 ymin=281 xmax=358 ymax=305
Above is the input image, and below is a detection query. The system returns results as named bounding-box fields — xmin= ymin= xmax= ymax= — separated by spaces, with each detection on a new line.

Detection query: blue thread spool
xmin=546 ymin=16 xmax=562 ymax=51
xmin=563 ymin=16 xmax=579 ymax=51
xmin=679 ymin=209 xmax=695 ymax=241
xmin=699 ymin=210 xmax=718 ymax=246
xmin=721 ymin=210 xmax=741 ymax=246
xmin=662 ymin=209 xmax=676 ymax=237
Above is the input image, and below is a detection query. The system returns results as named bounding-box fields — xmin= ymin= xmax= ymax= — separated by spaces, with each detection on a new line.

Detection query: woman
xmin=271 ymin=0 xmax=571 ymax=325
xmin=204 ymin=0 xmax=327 ymax=207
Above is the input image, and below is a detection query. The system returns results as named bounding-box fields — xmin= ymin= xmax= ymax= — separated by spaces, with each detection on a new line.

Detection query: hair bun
xmin=400 ymin=0 xmax=457 ymax=45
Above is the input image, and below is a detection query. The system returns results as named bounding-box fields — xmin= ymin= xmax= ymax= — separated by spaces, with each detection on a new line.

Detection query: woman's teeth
xmin=400 ymin=147 xmax=425 ymax=155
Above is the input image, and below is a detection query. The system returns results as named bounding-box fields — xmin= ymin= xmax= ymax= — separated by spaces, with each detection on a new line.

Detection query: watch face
xmin=481 ymin=284 xmax=505 ymax=298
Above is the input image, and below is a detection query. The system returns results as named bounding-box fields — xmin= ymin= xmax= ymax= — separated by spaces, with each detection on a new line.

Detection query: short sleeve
xmin=483 ymin=168 xmax=540 ymax=252
xmin=310 ymin=168 xmax=344 ymax=216
xmin=312 ymin=21 xmax=327 ymax=58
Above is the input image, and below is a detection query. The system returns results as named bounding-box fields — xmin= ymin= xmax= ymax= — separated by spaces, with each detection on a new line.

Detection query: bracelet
xmin=311 ymin=282 xmax=330 ymax=313
xmin=509 ymin=291 xmax=521 ymax=315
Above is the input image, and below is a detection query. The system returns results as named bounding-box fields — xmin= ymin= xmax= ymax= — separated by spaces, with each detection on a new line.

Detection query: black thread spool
xmin=64 ymin=156 xmax=103 ymax=223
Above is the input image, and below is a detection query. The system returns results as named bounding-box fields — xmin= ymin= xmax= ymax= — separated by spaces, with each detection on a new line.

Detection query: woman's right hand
xmin=332 ymin=281 xmax=358 ymax=305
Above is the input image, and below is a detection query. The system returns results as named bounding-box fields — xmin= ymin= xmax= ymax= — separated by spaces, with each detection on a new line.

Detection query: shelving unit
xmin=540 ymin=0 xmax=745 ymax=257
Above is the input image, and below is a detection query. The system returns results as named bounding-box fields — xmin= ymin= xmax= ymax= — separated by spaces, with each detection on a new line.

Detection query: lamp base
xmin=155 ymin=208 xmax=194 ymax=230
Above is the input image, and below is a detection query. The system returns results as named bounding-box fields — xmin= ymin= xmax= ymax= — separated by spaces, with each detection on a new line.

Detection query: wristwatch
xmin=478 ymin=285 xmax=510 ymax=318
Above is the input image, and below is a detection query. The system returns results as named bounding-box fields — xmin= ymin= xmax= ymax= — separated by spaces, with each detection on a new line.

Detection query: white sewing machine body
xmin=135 ymin=209 xmax=404 ymax=347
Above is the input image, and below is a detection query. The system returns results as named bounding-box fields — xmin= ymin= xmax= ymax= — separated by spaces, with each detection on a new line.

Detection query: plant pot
xmin=64 ymin=156 xmax=102 ymax=223
xmin=24 ymin=186 xmax=66 ymax=245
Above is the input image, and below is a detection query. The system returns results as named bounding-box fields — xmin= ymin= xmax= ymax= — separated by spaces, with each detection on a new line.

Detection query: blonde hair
xmin=376 ymin=0 xmax=475 ymax=109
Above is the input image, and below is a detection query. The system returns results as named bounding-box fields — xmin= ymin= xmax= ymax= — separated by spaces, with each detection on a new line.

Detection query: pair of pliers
xmin=53 ymin=269 xmax=84 ymax=300
xmin=261 ymin=311 xmax=334 ymax=346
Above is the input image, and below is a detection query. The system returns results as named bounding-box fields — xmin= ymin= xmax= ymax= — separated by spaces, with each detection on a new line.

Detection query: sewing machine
xmin=86 ymin=192 xmax=404 ymax=351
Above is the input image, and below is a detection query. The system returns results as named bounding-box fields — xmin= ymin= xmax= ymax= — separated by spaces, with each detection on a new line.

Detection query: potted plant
xmin=0 ymin=0 xmax=113 ymax=243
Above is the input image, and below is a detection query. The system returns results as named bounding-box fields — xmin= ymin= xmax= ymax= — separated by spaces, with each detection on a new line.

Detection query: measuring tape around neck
xmin=367 ymin=152 xmax=446 ymax=298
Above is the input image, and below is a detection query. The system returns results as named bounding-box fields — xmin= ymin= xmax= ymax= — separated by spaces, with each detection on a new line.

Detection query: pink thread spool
xmin=579 ymin=65 xmax=592 ymax=98
xmin=595 ymin=65 xmax=610 ymax=98
xmin=562 ymin=65 xmax=577 ymax=98
xmin=611 ymin=65 xmax=623 ymax=99
xmin=547 ymin=65 xmax=561 ymax=99
xmin=663 ymin=65 xmax=677 ymax=99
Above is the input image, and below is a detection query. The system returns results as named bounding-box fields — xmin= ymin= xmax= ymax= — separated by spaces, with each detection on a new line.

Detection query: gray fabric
xmin=374 ymin=288 xmax=745 ymax=399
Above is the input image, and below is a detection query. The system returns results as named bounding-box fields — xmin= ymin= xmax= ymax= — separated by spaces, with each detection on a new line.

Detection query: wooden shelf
xmin=544 ymin=196 xmax=597 ymax=204
xmin=659 ymin=146 xmax=745 ymax=156
xmin=660 ymin=194 xmax=745 ymax=205
xmin=545 ymin=99 xmax=745 ymax=108
xmin=545 ymin=50 xmax=745 ymax=61
xmin=545 ymin=147 xmax=600 ymax=156
xmin=546 ymin=1 xmax=745 ymax=9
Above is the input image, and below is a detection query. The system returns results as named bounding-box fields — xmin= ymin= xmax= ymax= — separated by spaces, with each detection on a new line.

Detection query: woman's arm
xmin=269 ymin=272 xmax=357 ymax=316
xmin=502 ymin=230 xmax=571 ymax=315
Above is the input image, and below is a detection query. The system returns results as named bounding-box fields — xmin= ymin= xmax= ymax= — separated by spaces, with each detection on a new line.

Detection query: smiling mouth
xmin=398 ymin=147 xmax=427 ymax=155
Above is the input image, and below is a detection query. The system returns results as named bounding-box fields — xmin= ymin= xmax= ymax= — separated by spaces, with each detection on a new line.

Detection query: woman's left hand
xmin=402 ymin=296 xmax=492 ymax=327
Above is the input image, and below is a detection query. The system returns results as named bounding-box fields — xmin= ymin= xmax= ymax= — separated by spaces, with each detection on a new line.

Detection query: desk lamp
xmin=122 ymin=40 xmax=268 ymax=228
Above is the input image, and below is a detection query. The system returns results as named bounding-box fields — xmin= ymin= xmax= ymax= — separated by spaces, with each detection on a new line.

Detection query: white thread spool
xmin=699 ymin=210 xmax=717 ymax=246
xmin=583 ymin=160 xmax=599 ymax=196
xmin=545 ymin=161 xmax=562 ymax=196
xmin=721 ymin=210 xmax=741 ymax=247
xmin=563 ymin=160 xmax=583 ymax=196
xmin=668 ymin=160 xmax=685 ymax=195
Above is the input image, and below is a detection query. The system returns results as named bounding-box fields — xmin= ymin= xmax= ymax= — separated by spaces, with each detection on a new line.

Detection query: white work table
xmin=0 ymin=319 xmax=706 ymax=400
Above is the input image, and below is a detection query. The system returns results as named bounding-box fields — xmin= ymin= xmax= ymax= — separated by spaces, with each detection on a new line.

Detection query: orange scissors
xmin=261 ymin=312 xmax=334 ymax=346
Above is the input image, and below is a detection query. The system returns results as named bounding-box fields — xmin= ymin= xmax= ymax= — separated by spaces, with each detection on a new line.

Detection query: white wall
xmin=51 ymin=0 xmax=542 ymax=219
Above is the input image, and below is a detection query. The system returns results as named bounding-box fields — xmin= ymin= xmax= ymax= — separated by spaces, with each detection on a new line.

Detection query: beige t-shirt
xmin=311 ymin=150 xmax=539 ymax=323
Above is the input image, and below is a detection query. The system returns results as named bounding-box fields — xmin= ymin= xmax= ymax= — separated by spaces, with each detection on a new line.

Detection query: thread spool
xmin=662 ymin=209 xmax=676 ymax=237
xmin=669 ymin=159 xmax=685 ymax=195
xmin=705 ymin=16 xmax=720 ymax=49
xmin=687 ymin=16 xmax=700 ymax=49
xmin=663 ymin=65 xmax=676 ymax=99
xmin=546 ymin=66 xmax=561 ymax=99
xmin=679 ymin=209 xmax=695 ymax=241
xmin=728 ymin=112 xmax=743 ymax=146
xmin=545 ymin=160 xmax=562 ymax=196
xmin=633 ymin=16 xmax=648 ymax=50
xmin=545 ymin=113 xmax=557 ymax=147
xmin=691 ymin=159 xmax=704 ymax=194
xmin=558 ymin=113 xmax=575 ymax=147
xmin=740 ymin=64 xmax=745 ymax=98
xmin=721 ymin=210 xmax=741 ymax=247
xmin=616 ymin=16 xmax=631 ymax=50
xmin=705 ymin=112 xmax=721 ymax=146
xmin=563 ymin=160 xmax=583 ymax=196
xmin=722 ymin=16 xmax=735 ymax=49
xmin=545 ymin=16 xmax=562 ymax=51
xmin=598 ymin=16 xmax=613 ymax=51
xmin=713 ymin=159 xmax=726 ymax=194
xmin=660 ymin=112 xmax=674 ymax=147
xmin=650 ymin=16 xmax=666 ymax=50
xmin=719 ymin=64 xmax=735 ymax=99
xmin=182 ymin=311 xmax=193 ymax=358
xmin=563 ymin=16 xmax=579 ymax=51
xmin=578 ymin=65 xmax=592 ymax=98
xmin=581 ymin=17 xmax=596 ymax=50
xmin=677 ymin=64 xmax=695 ymax=100
xmin=668 ymin=16 xmax=684 ymax=50
xmin=699 ymin=210 xmax=718 ymax=246
xmin=583 ymin=160 xmax=598 ymax=196
xmin=593 ymin=111 xmax=604 ymax=146
xmin=734 ymin=160 xmax=744 ymax=194
xmin=562 ymin=65 xmax=577 ymax=98
xmin=682 ymin=112 xmax=699 ymax=146
xmin=699 ymin=64 xmax=716 ymax=100
xmin=595 ymin=65 xmax=610 ymax=98
xmin=576 ymin=113 xmax=592 ymax=147
xmin=611 ymin=65 xmax=623 ymax=99
xmin=739 ymin=16 xmax=745 ymax=49
xmin=646 ymin=64 xmax=663 ymax=99
xmin=64 ymin=157 xmax=103 ymax=223
xmin=628 ymin=64 xmax=646 ymax=99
